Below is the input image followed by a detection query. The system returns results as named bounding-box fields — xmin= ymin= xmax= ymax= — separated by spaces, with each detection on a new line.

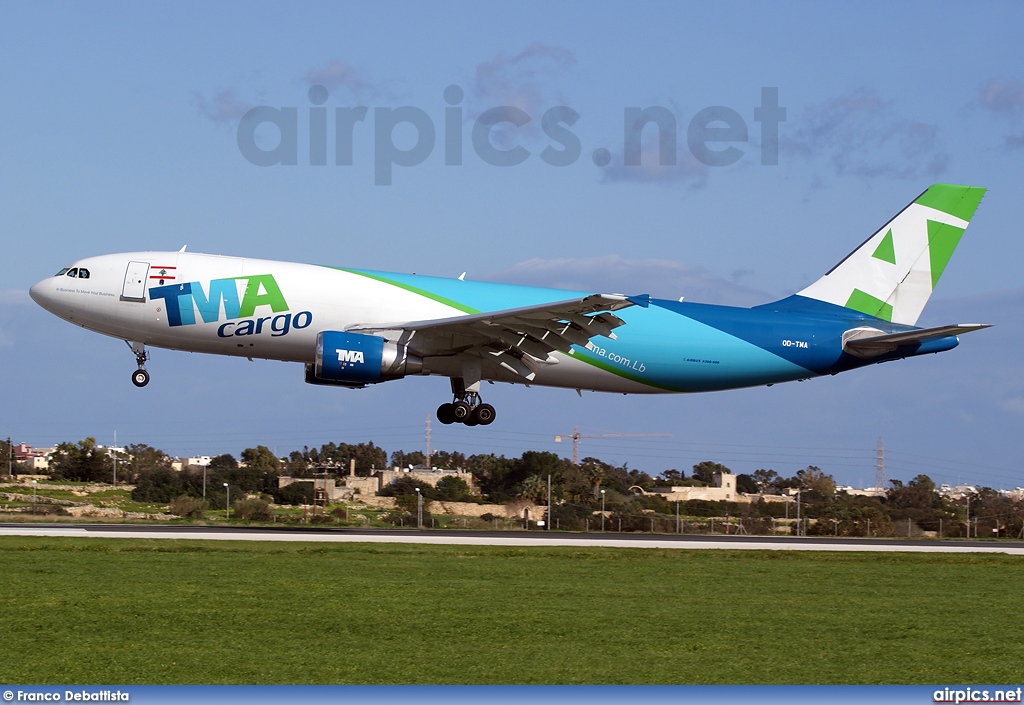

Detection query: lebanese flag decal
xmin=150 ymin=266 xmax=177 ymax=283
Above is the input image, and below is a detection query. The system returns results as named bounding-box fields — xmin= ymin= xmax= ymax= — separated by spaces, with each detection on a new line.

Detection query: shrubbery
xmin=232 ymin=497 xmax=274 ymax=521
xmin=169 ymin=495 xmax=206 ymax=518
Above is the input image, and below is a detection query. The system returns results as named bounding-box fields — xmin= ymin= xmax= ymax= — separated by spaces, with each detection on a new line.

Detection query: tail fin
xmin=796 ymin=184 xmax=986 ymax=325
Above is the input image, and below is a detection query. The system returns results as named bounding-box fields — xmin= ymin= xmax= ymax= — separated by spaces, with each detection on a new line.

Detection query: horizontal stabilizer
xmin=842 ymin=323 xmax=990 ymax=358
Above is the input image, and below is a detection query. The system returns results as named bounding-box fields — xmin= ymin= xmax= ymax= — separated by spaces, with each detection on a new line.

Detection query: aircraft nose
xmin=29 ymin=278 xmax=54 ymax=310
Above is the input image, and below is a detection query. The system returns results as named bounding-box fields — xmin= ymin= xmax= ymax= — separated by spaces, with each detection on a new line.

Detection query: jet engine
xmin=304 ymin=331 xmax=422 ymax=387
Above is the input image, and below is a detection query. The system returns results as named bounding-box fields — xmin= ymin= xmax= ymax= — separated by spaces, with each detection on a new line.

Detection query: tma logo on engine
xmin=149 ymin=274 xmax=312 ymax=337
xmin=336 ymin=349 xmax=365 ymax=365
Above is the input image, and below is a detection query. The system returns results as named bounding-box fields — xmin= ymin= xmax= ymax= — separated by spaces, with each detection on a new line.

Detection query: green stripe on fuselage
xmin=331 ymin=268 xmax=480 ymax=314
xmin=325 ymin=265 xmax=670 ymax=390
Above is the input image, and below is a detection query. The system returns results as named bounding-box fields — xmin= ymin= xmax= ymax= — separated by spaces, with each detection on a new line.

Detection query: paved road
xmin=2 ymin=523 xmax=1023 ymax=554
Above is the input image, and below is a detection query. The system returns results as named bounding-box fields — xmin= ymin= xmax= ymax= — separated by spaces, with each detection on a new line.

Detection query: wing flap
xmin=347 ymin=292 xmax=646 ymax=378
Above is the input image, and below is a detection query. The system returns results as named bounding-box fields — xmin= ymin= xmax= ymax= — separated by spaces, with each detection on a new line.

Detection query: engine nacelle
xmin=306 ymin=331 xmax=422 ymax=387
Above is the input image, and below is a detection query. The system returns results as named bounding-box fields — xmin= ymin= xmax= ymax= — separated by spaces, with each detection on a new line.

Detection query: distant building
xmin=278 ymin=476 xmax=353 ymax=502
xmin=376 ymin=465 xmax=477 ymax=494
xmin=10 ymin=443 xmax=53 ymax=471
xmin=657 ymin=471 xmax=744 ymax=503
xmin=837 ymin=486 xmax=886 ymax=497
xmin=340 ymin=465 xmax=479 ymax=497
xmin=938 ymin=483 xmax=977 ymax=499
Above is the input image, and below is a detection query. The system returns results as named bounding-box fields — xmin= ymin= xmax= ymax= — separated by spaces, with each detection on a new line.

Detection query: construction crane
xmin=555 ymin=426 xmax=670 ymax=465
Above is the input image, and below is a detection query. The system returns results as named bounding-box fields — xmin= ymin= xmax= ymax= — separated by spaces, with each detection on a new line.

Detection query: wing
xmin=843 ymin=323 xmax=990 ymax=358
xmin=348 ymin=293 xmax=650 ymax=380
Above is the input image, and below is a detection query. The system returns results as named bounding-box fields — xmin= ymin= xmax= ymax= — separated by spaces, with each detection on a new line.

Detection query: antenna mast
xmin=425 ymin=414 xmax=432 ymax=468
xmin=875 ymin=438 xmax=885 ymax=490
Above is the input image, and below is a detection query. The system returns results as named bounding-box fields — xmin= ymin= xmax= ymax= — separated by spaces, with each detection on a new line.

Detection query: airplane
xmin=30 ymin=183 xmax=989 ymax=427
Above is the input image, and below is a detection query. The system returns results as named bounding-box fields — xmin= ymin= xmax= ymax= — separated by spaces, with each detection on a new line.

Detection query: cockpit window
xmin=56 ymin=268 xmax=70 ymax=276
xmin=78 ymin=268 xmax=90 ymax=279
xmin=66 ymin=268 xmax=78 ymax=278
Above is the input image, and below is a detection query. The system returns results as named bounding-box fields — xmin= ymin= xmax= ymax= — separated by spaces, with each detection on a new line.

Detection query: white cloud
xmin=469 ymin=43 xmax=576 ymax=147
xmin=979 ymin=78 xmax=1024 ymax=149
xmin=980 ymin=78 xmax=1024 ymax=114
xmin=473 ymin=42 xmax=575 ymax=113
xmin=304 ymin=60 xmax=374 ymax=98
xmin=783 ymin=88 xmax=948 ymax=179
xmin=599 ymin=137 xmax=709 ymax=188
xmin=193 ymin=88 xmax=252 ymax=125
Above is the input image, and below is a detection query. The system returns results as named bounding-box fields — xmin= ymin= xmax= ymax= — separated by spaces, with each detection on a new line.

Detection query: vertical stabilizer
xmin=796 ymin=184 xmax=986 ymax=325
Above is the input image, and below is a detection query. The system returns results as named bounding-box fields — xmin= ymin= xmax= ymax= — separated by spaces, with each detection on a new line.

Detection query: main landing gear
xmin=437 ymin=388 xmax=496 ymax=427
xmin=127 ymin=341 xmax=150 ymax=388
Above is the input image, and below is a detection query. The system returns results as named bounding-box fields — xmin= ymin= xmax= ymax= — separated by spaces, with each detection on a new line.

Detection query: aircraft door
xmin=121 ymin=261 xmax=150 ymax=302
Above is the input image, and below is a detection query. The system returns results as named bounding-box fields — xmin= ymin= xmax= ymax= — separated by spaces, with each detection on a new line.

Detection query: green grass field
xmin=0 ymin=536 xmax=1021 ymax=684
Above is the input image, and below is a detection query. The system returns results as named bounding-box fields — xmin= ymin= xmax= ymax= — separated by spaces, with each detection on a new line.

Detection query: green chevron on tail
xmin=797 ymin=184 xmax=986 ymax=325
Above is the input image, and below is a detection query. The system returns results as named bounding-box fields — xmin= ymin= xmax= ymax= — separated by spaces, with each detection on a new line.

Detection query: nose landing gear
xmin=437 ymin=393 xmax=496 ymax=426
xmin=127 ymin=341 xmax=150 ymax=388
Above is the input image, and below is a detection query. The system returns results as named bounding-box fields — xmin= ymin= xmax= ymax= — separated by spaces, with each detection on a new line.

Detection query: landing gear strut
xmin=436 ymin=379 xmax=495 ymax=426
xmin=127 ymin=341 xmax=150 ymax=388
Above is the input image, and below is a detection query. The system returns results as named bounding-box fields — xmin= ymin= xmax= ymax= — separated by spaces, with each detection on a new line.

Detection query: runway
xmin=2 ymin=523 xmax=1024 ymax=554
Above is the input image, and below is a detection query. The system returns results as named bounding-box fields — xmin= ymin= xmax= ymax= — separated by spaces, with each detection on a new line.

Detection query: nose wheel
xmin=437 ymin=393 xmax=495 ymax=426
xmin=126 ymin=341 xmax=150 ymax=388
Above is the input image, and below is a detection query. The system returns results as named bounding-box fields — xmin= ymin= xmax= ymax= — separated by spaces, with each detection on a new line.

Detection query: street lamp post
xmin=600 ymin=489 xmax=606 ymax=532
xmin=203 ymin=466 xmax=207 ymax=500
xmin=546 ymin=474 xmax=551 ymax=532
xmin=223 ymin=483 xmax=229 ymax=520
xmin=414 ymin=487 xmax=422 ymax=528
xmin=32 ymin=479 xmax=37 ymax=510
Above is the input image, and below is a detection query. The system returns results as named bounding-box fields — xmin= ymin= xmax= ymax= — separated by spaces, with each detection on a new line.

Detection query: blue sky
xmin=2 ymin=1 xmax=1023 ymax=489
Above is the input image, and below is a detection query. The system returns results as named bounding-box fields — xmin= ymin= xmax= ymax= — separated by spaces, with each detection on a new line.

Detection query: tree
xmin=390 ymin=450 xmax=426 ymax=468
xmin=432 ymin=450 xmax=467 ymax=469
xmin=796 ymin=466 xmax=836 ymax=498
xmin=209 ymin=454 xmax=238 ymax=470
xmin=132 ymin=466 xmax=183 ymax=502
xmin=0 ymin=438 xmax=26 ymax=477
xmin=887 ymin=474 xmax=939 ymax=512
xmin=379 ymin=475 xmax=436 ymax=499
xmin=379 ymin=476 xmax=435 ymax=515
xmin=517 ymin=475 xmax=548 ymax=504
xmin=909 ymin=474 xmax=936 ymax=494
xmin=581 ymin=457 xmax=610 ymax=498
xmin=285 ymin=450 xmax=309 ymax=475
xmin=659 ymin=469 xmax=684 ymax=483
xmin=692 ymin=461 xmax=729 ymax=485
xmin=465 ymin=453 xmax=518 ymax=502
xmin=436 ymin=475 xmax=472 ymax=502
xmin=49 ymin=438 xmax=113 ymax=483
xmin=272 ymin=482 xmax=314 ymax=506
xmin=124 ymin=444 xmax=171 ymax=481
xmin=240 ymin=446 xmax=280 ymax=472
xmin=752 ymin=469 xmax=780 ymax=493
xmin=736 ymin=474 xmax=759 ymax=494
xmin=348 ymin=442 xmax=388 ymax=473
